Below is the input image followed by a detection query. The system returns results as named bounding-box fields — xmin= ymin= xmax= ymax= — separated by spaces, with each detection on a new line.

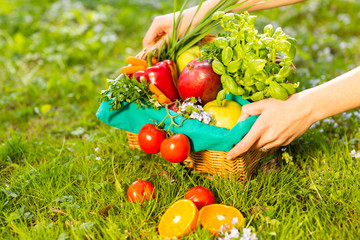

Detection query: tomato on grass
xmin=160 ymin=133 xmax=191 ymax=163
xmin=127 ymin=180 xmax=155 ymax=204
xmin=138 ymin=123 xmax=167 ymax=154
xmin=185 ymin=186 xmax=215 ymax=210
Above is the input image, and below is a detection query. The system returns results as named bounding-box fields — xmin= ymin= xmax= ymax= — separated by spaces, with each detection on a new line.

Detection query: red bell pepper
xmin=137 ymin=59 xmax=179 ymax=101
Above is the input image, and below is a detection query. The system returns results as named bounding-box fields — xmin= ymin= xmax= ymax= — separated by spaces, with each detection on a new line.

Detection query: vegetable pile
xmin=99 ymin=6 xmax=300 ymax=161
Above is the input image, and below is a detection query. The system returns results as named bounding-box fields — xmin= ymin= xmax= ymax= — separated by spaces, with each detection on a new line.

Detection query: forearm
xmin=298 ymin=66 xmax=360 ymax=124
xmin=183 ymin=0 xmax=306 ymax=27
xmin=188 ymin=0 xmax=306 ymax=15
xmin=233 ymin=0 xmax=306 ymax=12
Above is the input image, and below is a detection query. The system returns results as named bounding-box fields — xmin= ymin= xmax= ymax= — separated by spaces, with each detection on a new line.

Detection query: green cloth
xmin=96 ymin=95 xmax=258 ymax=152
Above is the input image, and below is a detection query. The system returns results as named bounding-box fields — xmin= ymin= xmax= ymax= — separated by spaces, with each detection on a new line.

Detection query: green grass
xmin=1 ymin=0 xmax=360 ymax=239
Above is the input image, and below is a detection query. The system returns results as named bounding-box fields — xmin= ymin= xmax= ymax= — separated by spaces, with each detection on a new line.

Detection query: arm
xmin=226 ymin=66 xmax=360 ymax=159
xmin=143 ymin=0 xmax=306 ymax=48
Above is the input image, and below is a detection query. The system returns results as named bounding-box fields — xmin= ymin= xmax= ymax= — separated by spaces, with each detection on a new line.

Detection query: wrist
xmin=290 ymin=91 xmax=319 ymax=126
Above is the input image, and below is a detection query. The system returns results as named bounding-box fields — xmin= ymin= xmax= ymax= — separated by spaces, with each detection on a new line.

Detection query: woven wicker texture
xmin=126 ymin=131 xmax=264 ymax=182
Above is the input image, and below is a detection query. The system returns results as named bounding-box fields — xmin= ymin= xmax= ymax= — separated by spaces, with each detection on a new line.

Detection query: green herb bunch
xmin=200 ymin=11 xmax=299 ymax=105
xmin=99 ymin=74 xmax=160 ymax=111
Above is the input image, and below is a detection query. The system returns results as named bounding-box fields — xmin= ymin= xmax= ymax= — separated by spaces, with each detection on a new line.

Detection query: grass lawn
xmin=1 ymin=0 xmax=360 ymax=239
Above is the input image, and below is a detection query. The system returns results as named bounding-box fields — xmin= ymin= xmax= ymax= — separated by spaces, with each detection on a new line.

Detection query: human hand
xmin=142 ymin=11 xmax=195 ymax=50
xmin=142 ymin=13 xmax=174 ymax=50
xmin=142 ymin=1 xmax=217 ymax=49
xmin=226 ymin=94 xmax=314 ymax=159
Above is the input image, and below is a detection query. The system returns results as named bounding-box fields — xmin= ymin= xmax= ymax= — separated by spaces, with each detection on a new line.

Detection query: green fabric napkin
xmin=96 ymin=95 xmax=258 ymax=152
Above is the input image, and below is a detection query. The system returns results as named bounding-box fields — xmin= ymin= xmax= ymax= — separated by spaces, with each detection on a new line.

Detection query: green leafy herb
xmin=99 ymin=74 xmax=160 ymax=111
xmin=200 ymin=11 xmax=299 ymax=103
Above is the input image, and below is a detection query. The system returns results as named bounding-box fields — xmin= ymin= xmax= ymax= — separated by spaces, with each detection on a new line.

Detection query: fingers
xmin=143 ymin=16 xmax=171 ymax=49
xmin=152 ymin=34 xmax=170 ymax=51
xmin=226 ymin=120 xmax=265 ymax=160
xmin=238 ymin=99 xmax=269 ymax=122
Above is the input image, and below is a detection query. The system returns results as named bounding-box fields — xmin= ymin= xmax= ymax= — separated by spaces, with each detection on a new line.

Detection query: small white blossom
xmin=350 ymin=149 xmax=360 ymax=159
xmin=95 ymin=156 xmax=101 ymax=160
xmin=94 ymin=147 xmax=100 ymax=152
xmin=190 ymin=111 xmax=202 ymax=121
xmin=229 ymin=227 xmax=240 ymax=238
xmin=218 ymin=226 xmax=258 ymax=240
xmin=179 ymin=98 xmax=214 ymax=125
xmin=337 ymin=13 xmax=351 ymax=25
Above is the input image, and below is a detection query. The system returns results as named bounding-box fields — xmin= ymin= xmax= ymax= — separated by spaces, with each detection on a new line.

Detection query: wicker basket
xmin=126 ymin=131 xmax=265 ymax=182
xmin=118 ymin=34 xmax=293 ymax=182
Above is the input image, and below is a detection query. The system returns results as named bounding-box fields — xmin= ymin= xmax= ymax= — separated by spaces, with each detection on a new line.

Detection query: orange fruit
xmin=199 ymin=204 xmax=244 ymax=235
xmin=158 ymin=199 xmax=199 ymax=239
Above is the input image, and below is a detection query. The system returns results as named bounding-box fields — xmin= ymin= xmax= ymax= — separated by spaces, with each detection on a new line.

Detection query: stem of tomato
xmin=157 ymin=104 xmax=186 ymax=136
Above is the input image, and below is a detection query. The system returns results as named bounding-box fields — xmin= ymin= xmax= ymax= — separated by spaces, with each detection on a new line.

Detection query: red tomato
xmin=185 ymin=186 xmax=215 ymax=210
xmin=160 ymin=133 xmax=191 ymax=163
xmin=127 ymin=180 xmax=155 ymax=204
xmin=168 ymin=103 xmax=179 ymax=112
xmin=138 ymin=124 xmax=167 ymax=154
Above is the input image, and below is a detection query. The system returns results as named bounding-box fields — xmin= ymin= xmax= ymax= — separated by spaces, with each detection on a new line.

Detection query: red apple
xmin=177 ymin=58 xmax=221 ymax=104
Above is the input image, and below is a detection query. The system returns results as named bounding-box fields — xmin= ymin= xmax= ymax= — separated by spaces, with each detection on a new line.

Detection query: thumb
xmin=238 ymin=100 xmax=268 ymax=121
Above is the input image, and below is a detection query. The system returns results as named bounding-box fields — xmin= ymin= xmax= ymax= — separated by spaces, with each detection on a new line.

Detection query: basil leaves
xmin=200 ymin=11 xmax=299 ymax=104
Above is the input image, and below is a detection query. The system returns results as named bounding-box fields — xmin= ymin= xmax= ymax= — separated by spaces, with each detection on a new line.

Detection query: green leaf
xmin=216 ymin=89 xmax=227 ymax=106
xmin=277 ymin=66 xmax=293 ymax=78
xmin=223 ymin=12 xmax=235 ymax=21
xmin=247 ymin=59 xmax=266 ymax=71
xmin=212 ymin=59 xmax=226 ymax=75
xmin=234 ymin=44 xmax=245 ymax=59
xmin=281 ymin=82 xmax=299 ymax=95
xmin=277 ymin=39 xmax=291 ymax=53
xmin=269 ymin=81 xmax=288 ymax=100
xmin=273 ymin=27 xmax=286 ymax=39
xmin=262 ymin=37 xmax=274 ymax=47
xmin=250 ymin=91 xmax=264 ymax=101
xmin=229 ymin=37 xmax=237 ymax=47
xmin=212 ymin=11 xmax=225 ymax=20
xmin=227 ymin=60 xmax=242 ymax=73
xmin=222 ymin=46 xmax=233 ymax=66
xmin=214 ymin=37 xmax=229 ymax=49
xmin=221 ymin=74 xmax=244 ymax=95
xmin=264 ymin=24 xmax=274 ymax=36
xmin=255 ymin=81 xmax=266 ymax=90
xmin=288 ymin=44 xmax=296 ymax=59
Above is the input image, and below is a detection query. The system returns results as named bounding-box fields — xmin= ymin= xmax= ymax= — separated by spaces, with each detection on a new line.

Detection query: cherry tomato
xmin=168 ymin=103 xmax=179 ymax=112
xmin=185 ymin=186 xmax=215 ymax=209
xmin=127 ymin=180 xmax=155 ymax=204
xmin=160 ymin=133 xmax=191 ymax=163
xmin=138 ymin=124 xmax=167 ymax=154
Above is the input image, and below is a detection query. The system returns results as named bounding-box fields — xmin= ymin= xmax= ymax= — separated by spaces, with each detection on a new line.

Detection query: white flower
xmin=94 ymin=147 xmax=100 ymax=152
xmin=350 ymin=149 xmax=360 ymax=159
xmin=231 ymin=217 xmax=238 ymax=225
xmin=240 ymin=228 xmax=258 ymax=240
xmin=219 ymin=226 xmax=258 ymax=240
xmin=242 ymin=228 xmax=252 ymax=236
xmin=229 ymin=227 xmax=240 ymax=238
xmin=190 ymin=111 xmax=202 ymax=121
xmin=337 ymin=13 xmax=351 ymax=25
xmin=95 ymin=156 xmax=101 ymax=160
